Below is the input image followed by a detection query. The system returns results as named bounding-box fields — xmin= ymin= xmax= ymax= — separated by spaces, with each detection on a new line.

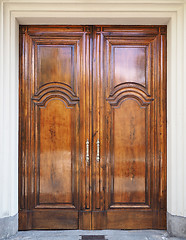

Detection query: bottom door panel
xmin=92 ymin=209 xmax=166 ymax=230
xmin=19 ymin=210 xmax=78 ymax=230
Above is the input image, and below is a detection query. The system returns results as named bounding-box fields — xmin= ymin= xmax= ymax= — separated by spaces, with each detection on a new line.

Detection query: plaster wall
xmin=0 ymin=0 xmax=186 ymax=230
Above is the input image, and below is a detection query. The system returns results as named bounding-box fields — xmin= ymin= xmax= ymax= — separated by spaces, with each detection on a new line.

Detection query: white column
xmin=183 ymin=2 xmax=186 ymax=218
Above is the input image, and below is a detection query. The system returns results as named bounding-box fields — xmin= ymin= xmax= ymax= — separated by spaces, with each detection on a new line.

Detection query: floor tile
xmin=6 ymin=230 xmax=186 ymax=240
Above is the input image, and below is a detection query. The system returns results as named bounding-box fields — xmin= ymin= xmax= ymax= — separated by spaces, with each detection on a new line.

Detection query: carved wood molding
xmin=107 ymin=83 xmax=153 ymax=107
xmin=32 ymin=82 xmax=79 ymax=107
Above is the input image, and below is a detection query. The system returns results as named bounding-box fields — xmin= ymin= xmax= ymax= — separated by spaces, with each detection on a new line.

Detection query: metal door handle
xmin=96 ymin=139 xmax=100 ymax=162
xmin=86 ymin=139 xmax=89 ymax=163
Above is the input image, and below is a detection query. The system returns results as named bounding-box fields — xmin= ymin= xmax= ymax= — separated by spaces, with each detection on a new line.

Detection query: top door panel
xmin=113 ymin=46 xmax=146 ymax=86
xmin=37 ymin=45 xmax=74 ymax=89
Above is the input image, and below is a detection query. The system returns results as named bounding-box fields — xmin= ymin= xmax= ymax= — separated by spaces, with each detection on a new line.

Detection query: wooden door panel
xmin=112 ymin=100 xmax=147 ymax=205
xmin=32 ymin=39 xmax=79 ymax=210
xmin=107 ymin=41 xmax=152 ymax=209
xmin=38 ymin=46 xmax=73 ymax=87
xmin=36 ymin=101 xmax=75 ymax=207
xmin=19 ymin=26 xmax=92 ymax=229
xmin=113 ymin=47 xmax=146 ymax=85
xmin=32 ymin=39 xmax=80 ymax=212
xmin=106 ymin=210 xmax=153 ymax=229
xmin=92 ymin=26 xmax=167 ymax=229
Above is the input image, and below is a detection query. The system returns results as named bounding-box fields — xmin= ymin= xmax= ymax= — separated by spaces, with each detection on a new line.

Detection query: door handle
xmin=96 ymin=139 xmax=100 ymax=162
xmin=86 ymin=139 xmax=89 ymax=164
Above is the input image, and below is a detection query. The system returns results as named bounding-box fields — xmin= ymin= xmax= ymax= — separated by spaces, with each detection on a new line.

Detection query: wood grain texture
xmin=38 ymin=100 xmax=72 ymax=205
xmin=113 ymin=100 xmax=146 ymax=204
xmin=19 ymin=25 xmax=167 ymax=230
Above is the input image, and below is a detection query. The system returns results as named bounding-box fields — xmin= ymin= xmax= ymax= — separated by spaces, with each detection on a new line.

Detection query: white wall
xmin=0 ymin=0 xmax=186 ymax=220
xmin=0 ymin=0 xmax=19 ymax=218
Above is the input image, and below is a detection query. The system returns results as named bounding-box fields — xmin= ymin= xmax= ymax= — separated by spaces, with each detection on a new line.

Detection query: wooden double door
xmin=19 ymin=25 xmax=167 ymax=230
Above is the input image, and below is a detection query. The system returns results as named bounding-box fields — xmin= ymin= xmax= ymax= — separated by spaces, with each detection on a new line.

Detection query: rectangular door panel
xmin=38 ymin=45 xmax=74 ymax=88
xmin=112 ymin=100 xmax=147 ymax=205
xmin=36 ymin=101 xmax=75 ymax=207
xmin=32 ymin=39 xmax=79 ymax=210
xmin=113 ymin=47 xmax=146 ymax=86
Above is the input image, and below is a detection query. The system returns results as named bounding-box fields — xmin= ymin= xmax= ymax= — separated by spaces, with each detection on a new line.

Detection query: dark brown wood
xmin=19 ymin=25 xmax=167 ymax=230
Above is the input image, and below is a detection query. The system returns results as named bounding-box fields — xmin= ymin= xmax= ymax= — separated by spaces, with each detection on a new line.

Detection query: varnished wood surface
xmin=19 ymin=25 xmax=167 ymax=230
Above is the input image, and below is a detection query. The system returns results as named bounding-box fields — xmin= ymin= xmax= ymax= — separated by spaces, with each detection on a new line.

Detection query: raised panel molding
xmin=107 ymin=83 xmax=153 ymax=107
xmin=32 ymin=83 xmax=79 ymax=108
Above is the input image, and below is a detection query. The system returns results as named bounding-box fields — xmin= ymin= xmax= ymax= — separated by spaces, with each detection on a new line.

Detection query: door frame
xmin=0 ymin=0 xmax=186 ymax=232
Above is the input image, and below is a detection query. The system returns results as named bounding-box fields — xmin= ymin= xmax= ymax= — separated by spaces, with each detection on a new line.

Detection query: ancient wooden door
xmin=19 ymin=25 xmax=167 ymax=230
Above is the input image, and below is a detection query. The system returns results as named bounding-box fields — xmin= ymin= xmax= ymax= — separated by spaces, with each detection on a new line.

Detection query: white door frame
xmin=0 ymin=0 xmax=186 ymax=235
